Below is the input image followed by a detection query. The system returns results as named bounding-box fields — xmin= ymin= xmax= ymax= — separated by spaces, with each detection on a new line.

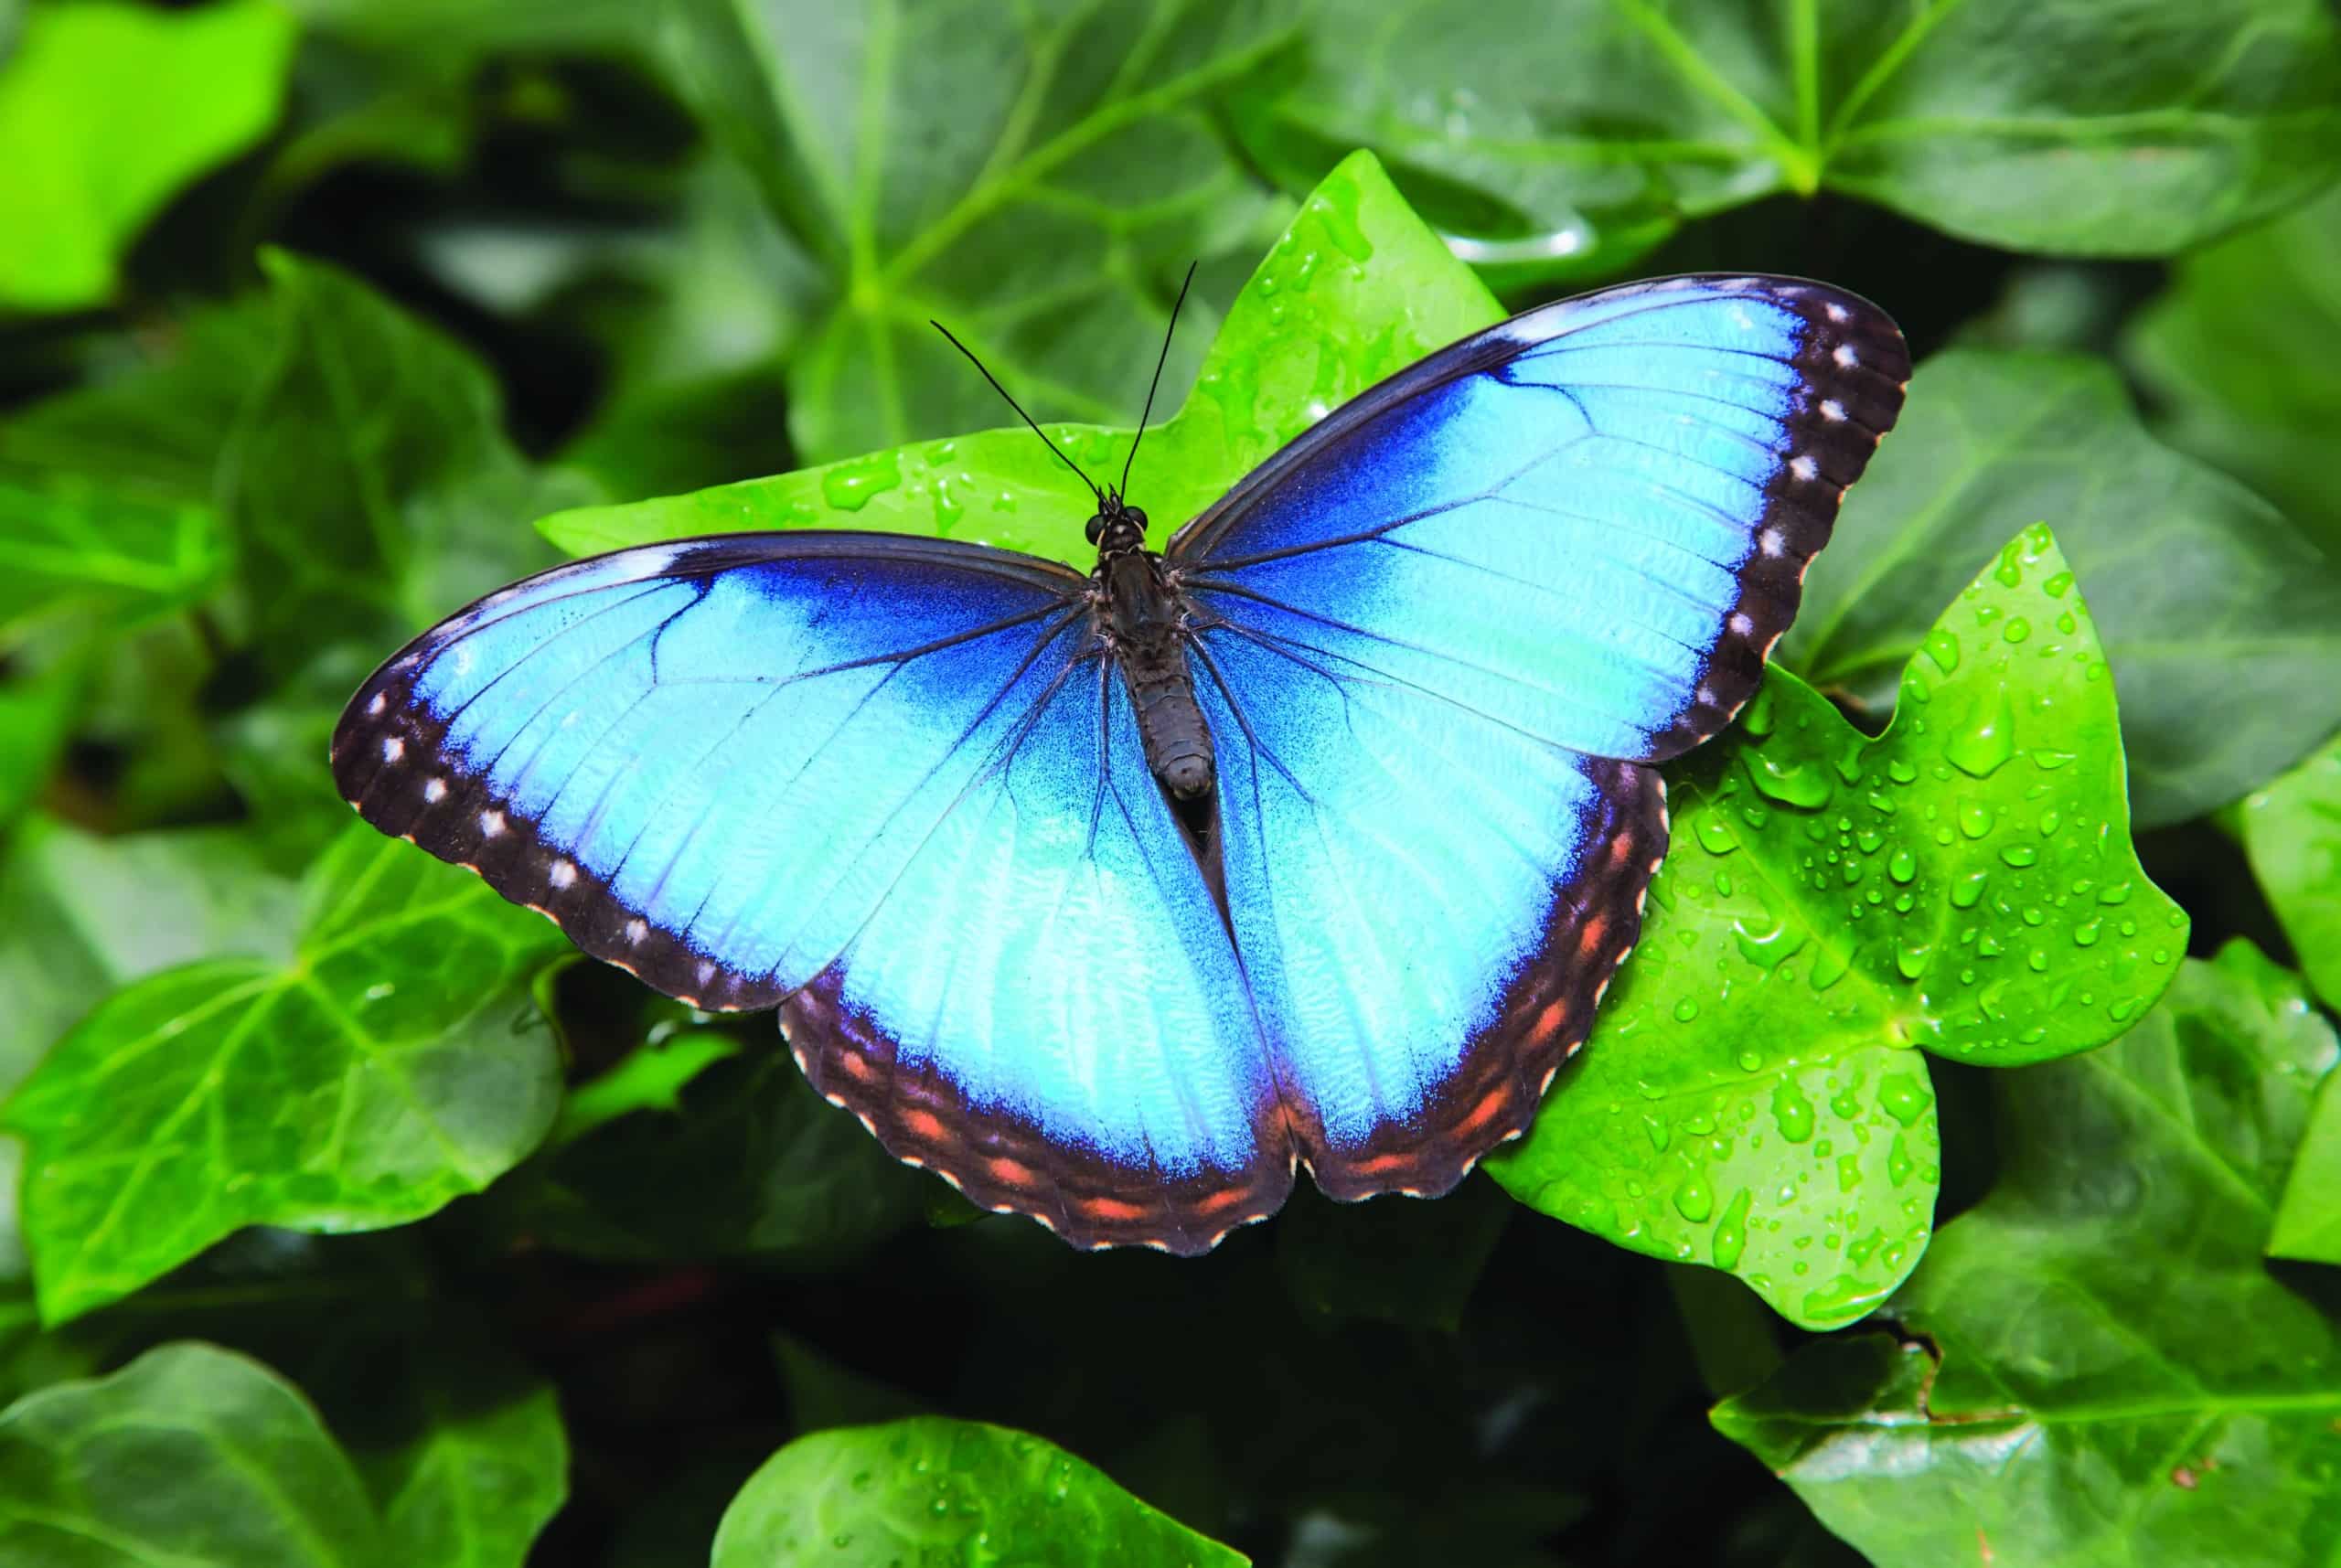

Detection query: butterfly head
xmin=1086 ymin=491 xmax=1150 ymax=557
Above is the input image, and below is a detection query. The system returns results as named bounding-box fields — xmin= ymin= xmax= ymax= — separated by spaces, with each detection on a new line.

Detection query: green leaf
xmin=0 ymin=477 xmax=225 ymax=643
xmin=1712 ymin=943 xmax=2341 ymax=1568
xmin=481 ymin=1049 xmax=929 ymax=1267
xmin=1489 ymin=526 xmax=2187 ymax=1329
xmin=0 ymin=0 xmax=296 ymax=311
xmin=2272 ymin=1063 xmax=2341 ymax=1264
xmin=540 ymin=149 xmax=1503 ymax=564
xmin=1780 ymin=347 xmax=2341 ymax=827
xmin=651 ymin=0 xmax=1300 ymax=462
xmin=0 ymin=816 xmax=300 ymax=1097
xmin=710 ymin=1416 xmax=1247 ymax=1568
xmin=2128 ymin=185 xmax=2341 ymax=554
xmin=1 ymin=827 xmax=568 ymax=1324
xmin=0 ymin=1342 xmax=379 ymax=1567
xmin=1238 ymin=0 xmax=2341 ymax=281
xmin=346 ymin=1343 xmax=567 ymax=1568
xmin=2241 ymin=733 xmax=2341 ymax=1012
xmin=219 ymin=250 xmax=595 ymax=681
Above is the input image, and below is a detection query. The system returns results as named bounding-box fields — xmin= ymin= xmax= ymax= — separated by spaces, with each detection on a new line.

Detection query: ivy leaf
xmin=2241 ymin=733 xmax=2341 ymax=1012
xmin=2128 ymin=185 xmax=2341 ymax=554
xmin=219 ymin=250 xmax=597 ymax=682
xmin=0 ymin=817 xmax=300 ymax=1095
xmin=1781 ymin=347 xmax=2341 ymax=827
xmin=652 ymin=0 xmax=1300 ymax=463
xmin=1236 ymin=0 xmax=2341 ymax=283
xmin=1488 ymin=526 xmax=2187 ymax=1330
xmin=711 ymin=1416 xmax=1248 ymax=1568
xmin=2272 ymin=1067 xmax=2341 ymax=1264
xmin=0 ymin=1338 xmax=568 ymax=1568
xmin=0 ymin=0 xmax=296 ymax=311
xmin=0 ymin=477 xmax=224 ymax=644
xmin=0 ymin=1343 xmax=379 ymax=1566
xmin=0 ymin=826 xmax=569 ymax=1325
xmin=1711 ymin=944 xmax=2341 ymax=1568
xmin=541 ymin=149 xmax=1504 ymax=564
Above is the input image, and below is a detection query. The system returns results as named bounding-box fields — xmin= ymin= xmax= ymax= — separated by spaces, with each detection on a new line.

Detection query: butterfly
xmin=331 ymin=272 xmax=1908 ymax=1255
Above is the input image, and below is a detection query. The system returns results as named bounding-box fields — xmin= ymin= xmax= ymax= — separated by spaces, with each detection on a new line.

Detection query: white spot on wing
xmin=422 ymin=778 xmax=446 ymax=803
xmin=480 ymin=810 xmax=506 ymax=837
xmin=1790 ymin=453 xmax=1818 ymax=481
xmin=1729 ymin=613 xmax=1754 ymax=635
xmin=381 ymin=737 xmax=403 ymax=762
xmin=367 ymin=693 xmax=387 ymax=717
xmin=1833 ymin=344 xmax=1859 ymax=368
xmin=1825 ymin=302 xmax=1851 ymax=324
xmin=1760 ymin=528 xmax=1786 ymax=557
xmin=550 ymin=859 xmax=577 ymax=890
xmin=625 ymin=918 xmax=647 ymax=944
xmin=1821 ymin=399 xmax=1846 ymax=422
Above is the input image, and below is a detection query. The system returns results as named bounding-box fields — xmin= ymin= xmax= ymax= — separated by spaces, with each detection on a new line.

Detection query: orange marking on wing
xmin=903 ymin=1109 xmax=947 ymax=1142
xmin=987 ymin=1157 xmax=1034 ymax=1186
xmin=1456 ymin=1086 xmax=1512 ymax=1136
xmin=1195 ymin=1188 xmax=1250 ymax=1214
xmin=1532 ymin=999 xmax=1569 ymax=1042
xmin=1609 ymin=833 xmax=1635 ymax=864
xmin=1080 ymin=1196 xmax=1148 ymax=1222
xmin=835 ymin=1051 xmax=873 ymax=1081
xmin=1578 ymin=914 xmax=1609 ymax=952
xmin=1354 ymin=1152 xmax=1413 ymax=1176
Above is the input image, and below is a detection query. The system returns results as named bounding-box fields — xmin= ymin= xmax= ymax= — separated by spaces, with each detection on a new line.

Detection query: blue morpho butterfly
xmin=332 ymin=272 xmax=1908 ymax=1254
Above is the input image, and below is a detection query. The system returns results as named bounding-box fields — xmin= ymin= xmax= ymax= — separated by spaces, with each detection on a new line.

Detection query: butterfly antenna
xmin=1120 ymin=261 xmax=1197 ymax=501
xmin=929 ymin=320 xmax=1104 ymax=504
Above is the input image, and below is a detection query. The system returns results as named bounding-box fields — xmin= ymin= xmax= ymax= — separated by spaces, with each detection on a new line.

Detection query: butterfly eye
xmin=1124 ymin=507 xmax=1149 ymax=533
xmin=1085 ymin=514 xmax=1106 ymax=544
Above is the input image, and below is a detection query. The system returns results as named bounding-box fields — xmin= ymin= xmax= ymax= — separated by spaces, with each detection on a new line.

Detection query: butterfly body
xmin=331 ymin=274 xmax=1910 ymax=1255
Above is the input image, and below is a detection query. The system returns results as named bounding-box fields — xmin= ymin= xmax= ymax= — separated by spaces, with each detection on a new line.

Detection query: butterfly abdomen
xmin=1100 ymin=549 xmax=1215 ymax=802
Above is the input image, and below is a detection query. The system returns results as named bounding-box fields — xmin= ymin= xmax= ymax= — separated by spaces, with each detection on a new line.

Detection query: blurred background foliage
xmin=2 ymin=2 xmax=2340 ymax=1564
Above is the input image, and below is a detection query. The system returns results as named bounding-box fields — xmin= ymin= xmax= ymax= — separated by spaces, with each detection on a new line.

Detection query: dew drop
xmin=1673 ymin=1179 xmax=1715 ymax=1222
xmin=2003 ymin=616 xmax=2031 ymax=645
xmin=2000 ymin=845 xmax=2039 ymax=868
xmin=1944 ymin=689 xmax=2016 ymax=778
xmin=1712 ymin=1189 xmax=1753 ymax=1270
xmin=1887 ymin=847 xmax=1917 ymax=884
xmin=1694 ymin=816 xmax=1739 ymax=855
xmin=1878 ymin=1072 xmax=1932 ymax=1126
xmin=820 ymin=450 xmax=905 ymax=511
xmin=1673 ymin=997 xmax=1700 ymax=1022
xmin=1922 ymin=628 xmax=1961 ymax=674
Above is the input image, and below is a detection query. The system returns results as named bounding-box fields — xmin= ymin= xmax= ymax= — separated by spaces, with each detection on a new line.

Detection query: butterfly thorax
xmin=1088 ymin=494 xmax=1214 ymax=805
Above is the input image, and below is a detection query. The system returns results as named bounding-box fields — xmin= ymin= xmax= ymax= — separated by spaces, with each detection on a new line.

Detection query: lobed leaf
xmin=645 ymin=0 xmax=1300 ymax=464
xmin=1712 ymin=943 xmax=2341 ymax=1568
xmin=711 ymin=1416 xmax=1247 ymax=1568
xmin=1 ymin=827 xmax=569 ymax=1324
xmin=1236 ymin=0 xmax=2341 ymax=281
xmin=540 ymin=148 xmax=1504 ymax=564
xmin=0 ymin=0 xmax=295 ymax=310
xmin=1782 ymin=347 xmax=2341 ymax=827
xmin=1490 ymin=526 xmax=2187 ymax=1329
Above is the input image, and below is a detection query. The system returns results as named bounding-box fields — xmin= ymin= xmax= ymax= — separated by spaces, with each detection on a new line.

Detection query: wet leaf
xmin=0 ymin=0 xmax=295 ymax=310
xmin=1 ymin=827 xmax=568 ymax=1324
xmin=1782 ymin=347 xmax=2341 ymax=827
xmin=1489 ymin=526 xmax=2187 ymax=1329
xmin=541 ymin=149 xmax=1503 ymax=565
xmin=711 ymin=1416 xmax=1247 ymax=1568
xmin=1713 ymin=943 xmax=2341 ymax=1568
xmin=1237 ymin=0 xmax=2341 ymax=281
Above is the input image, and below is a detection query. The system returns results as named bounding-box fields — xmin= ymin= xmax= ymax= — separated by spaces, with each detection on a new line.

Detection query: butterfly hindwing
xmin=332 ymin=535 xmax=1288 ymax=1251
xmin=1172 ymin=274 xmax=1907 ymax=1186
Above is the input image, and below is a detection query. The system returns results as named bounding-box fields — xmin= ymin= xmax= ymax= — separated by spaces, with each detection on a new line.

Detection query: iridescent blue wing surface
xmin=1168 ymin=274 xmax=1908 ymax=1197
xmin=331 ymin=537 xmax=1289 ymax=1252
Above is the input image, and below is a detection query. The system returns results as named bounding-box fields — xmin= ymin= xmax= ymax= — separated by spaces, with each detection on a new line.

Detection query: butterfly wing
xmin=1170 ymin=274 xmax=1908 ymax=1195
xmin=332 ymin=536 xmax=1288 ymax=1253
